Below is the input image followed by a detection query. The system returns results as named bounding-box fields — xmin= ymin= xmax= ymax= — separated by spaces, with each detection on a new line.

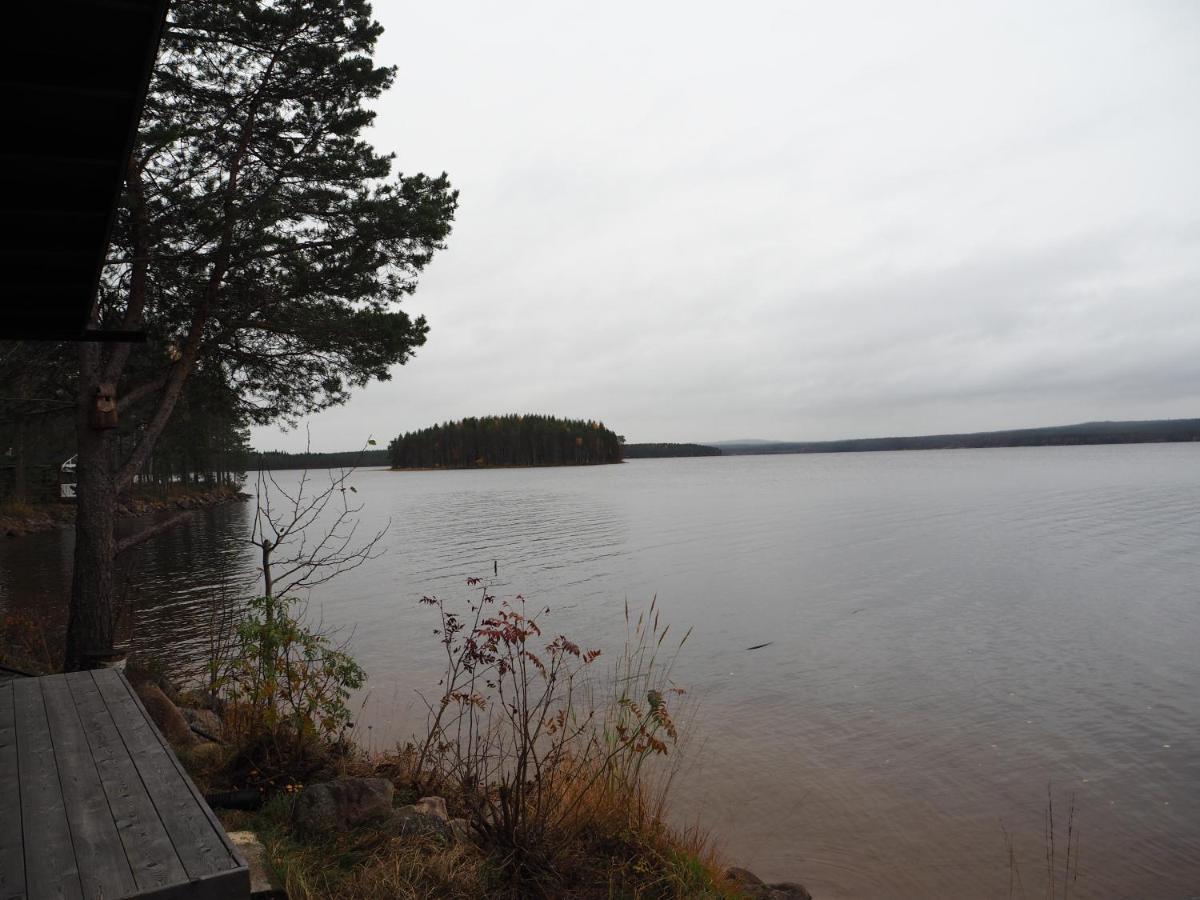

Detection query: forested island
xmin=389 ymin=414 xmax=623 ymax=468
xmin=714 ymin=418 xmax=1200 ymax=455
xmin=623 ymin=442 xmax=722 ymax=458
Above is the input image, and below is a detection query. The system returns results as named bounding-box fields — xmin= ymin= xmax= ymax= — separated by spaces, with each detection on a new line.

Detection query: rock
xmin=413 ymin=796 xmax=448 ymax=821
xmin=226 ymin=831 xmax=286 ymax=899
xmin=392 ymin=805 xmax=453 ymax=840
xmin=181 ymin=707 xmax=224 ymax=741
xmin=125 ymin=661 xmax=180 ymax=703
xmin=764 ymin=883 xmax=812 ymax=900
xmin=728 ymin=867 xmax=765 ymax=886
xmin=135 ymin=682 xmax=198 ymax=748
xmin=179 ymin=741 xmax=228 ymax=772
xmin=727 ymin=867 xmax=811 ymax=900
xmin=448 ymin=817 xmax=472 ymax=843
xmin=176 ymin=686 xmax=218 ymax=708
xmin=294 ymin=777 xmax=394 ymax=834
xmin=388 ymin=794 xmax=456 ymax=841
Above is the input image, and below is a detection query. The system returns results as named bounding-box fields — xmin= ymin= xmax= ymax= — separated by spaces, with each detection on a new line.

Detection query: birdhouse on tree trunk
xmin=91 ymin=382 xmax=118 ymax=429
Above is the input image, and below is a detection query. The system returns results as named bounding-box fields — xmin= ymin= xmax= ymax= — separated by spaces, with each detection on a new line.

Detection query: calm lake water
xmin=3 ymin=444 xmax=1199 ymax=898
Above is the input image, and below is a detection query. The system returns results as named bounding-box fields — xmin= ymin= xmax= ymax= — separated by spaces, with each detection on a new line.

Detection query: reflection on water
xmin=3 ymin=444 xmax=1199 ymax=899
xmin=0 ymin=502 xmax=258 ymax=679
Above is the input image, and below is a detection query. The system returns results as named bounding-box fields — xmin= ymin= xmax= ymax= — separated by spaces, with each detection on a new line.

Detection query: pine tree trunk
xmin=12 ymin=407 xmax=28 ymax=504
xmin=8 ymin=368 xmax=34 ymax=502
xmin=64 ymin=359 xmax=118 ymax=671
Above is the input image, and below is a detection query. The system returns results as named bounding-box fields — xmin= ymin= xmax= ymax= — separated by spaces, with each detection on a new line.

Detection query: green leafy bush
xmin=222 ymin=595 xmax=365 ymax=775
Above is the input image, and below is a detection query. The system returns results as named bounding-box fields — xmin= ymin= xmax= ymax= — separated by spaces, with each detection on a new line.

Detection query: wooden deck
xmin=0 ymin=669 xmax=249 ymax=900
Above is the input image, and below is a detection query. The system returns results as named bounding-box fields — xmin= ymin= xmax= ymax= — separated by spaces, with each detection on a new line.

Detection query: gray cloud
xmin=254 ymin=0 xmax=1200 ymax=450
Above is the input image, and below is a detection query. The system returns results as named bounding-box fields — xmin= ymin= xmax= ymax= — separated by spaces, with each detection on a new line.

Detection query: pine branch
xmin=115 ymin=44 xmax=282 ymax=492
xmin=101 ymin=157 xmax=151 ymax=386
xmin=115 ymin=511 xmax=192 ymax=557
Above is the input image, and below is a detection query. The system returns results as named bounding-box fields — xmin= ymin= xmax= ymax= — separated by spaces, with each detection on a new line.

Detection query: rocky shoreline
xmin=1 ymin=486 xmax=250 ymax=538
xmin=126 ymin=663 xmax=814 ymax=900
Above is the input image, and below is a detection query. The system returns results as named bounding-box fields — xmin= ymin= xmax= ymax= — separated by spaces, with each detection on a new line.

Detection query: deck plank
xmin=0 ymin=681 xmax=25 ymax=900
xmin=11 ymin=678 xmax=82 ymax=900
xmin=65 ymin=671 xmax=189 ymax=894
xmin=112 ymin=676 xmax=249 ymax=874
xmin=41 ymin=675 xmax=138 ymax=900
xmin=93 ymin=671 xmax=235 ymax=881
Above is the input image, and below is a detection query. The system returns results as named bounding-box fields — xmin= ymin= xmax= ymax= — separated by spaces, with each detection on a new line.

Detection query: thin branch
xmin=101 ymin=157 xmax=151 ymax=385
xmin=115 ymin=511 xmax=193 ymax=557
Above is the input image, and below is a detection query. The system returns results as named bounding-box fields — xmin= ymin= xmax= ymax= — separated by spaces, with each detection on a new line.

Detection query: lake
xmin=3 ymin=444 xmax=1198 ymax=898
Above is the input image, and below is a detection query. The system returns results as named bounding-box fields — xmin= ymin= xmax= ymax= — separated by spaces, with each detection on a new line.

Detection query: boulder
xmin=388 ymin=794 xmax=461 ymax=841
xmin=392 ymin=805 xmax=453 ymax=840
xmin=135 ymin=682 xmax=197 ymax=748
xmin=294 ymin=777 xmax=394 ymax=834
xmin=226 ymin=831 xmax=286 ymax=899
xmin=448 ymin=817 xmax=472 ymax=843
xmin=764 ymin=884 xmax=813 ymax=900
xmin=728 ymin=867 xmax=764 ymax=886
xmin=413 ymin=796 xmax=448 ymax=820
xmin=727 ymin=867 xmax=812 ymax=900
xmin=126 ymin=663 xmax=180 ymax=703
xmin=181 ymin=707 xmax=224 ymax=741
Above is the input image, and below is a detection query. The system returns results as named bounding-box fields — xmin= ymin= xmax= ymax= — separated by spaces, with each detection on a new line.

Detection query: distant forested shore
xmin=389 ymin=414 xmax=622 ymax=468
xmin=252 ymin=418 xmax=1199 ymax=470
xmin=252 ymin=439 xmax=717 ymax=469
xmin=255 ymin=449 xmax=391 ymax=470
xmin=715 ymin=418 xmax=1200 ymax=455
xmin=622 ymin=443 xmax=722 ymax=458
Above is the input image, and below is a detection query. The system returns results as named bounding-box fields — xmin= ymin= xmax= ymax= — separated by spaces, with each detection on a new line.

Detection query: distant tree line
xmin=1 ymin=343 xmax=249 ymax=503
xmin=390 ymin=415 xmax=622 ymax=468
xmin=718 ymin=419 xmax=1200 ymax=456
xmin=0 ymin=341 xmax=75 ymax=503
xmin=255 ymin=448 xmax=390 ymax=470
xmin=135 ymin=368 xmax=251 ymax=494
xmin=622 ymin=443 xmax=721 ymax=458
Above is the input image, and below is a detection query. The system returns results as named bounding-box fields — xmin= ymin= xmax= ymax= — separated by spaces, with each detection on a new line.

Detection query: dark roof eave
xmin=0 ymin=0 xmax=172 ymax=341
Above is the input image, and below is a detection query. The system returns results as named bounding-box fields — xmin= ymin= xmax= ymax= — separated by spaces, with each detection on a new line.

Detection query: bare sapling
xmin=249 ymin=437 xmax=389 ymax=602
xmin=213 ymin=439 xmax=384 ymax=781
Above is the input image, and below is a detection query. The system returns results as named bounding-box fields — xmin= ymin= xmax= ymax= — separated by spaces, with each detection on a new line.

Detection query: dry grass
xmin=212 ymin=723 xmax=741 ymax=899
xmin=246 ymin=781 xmax=740 ymax=900
xmin=270 ymin=835 xmax=492 ymax=899
xmin=235 ymin=792 xmax=489 ymax=899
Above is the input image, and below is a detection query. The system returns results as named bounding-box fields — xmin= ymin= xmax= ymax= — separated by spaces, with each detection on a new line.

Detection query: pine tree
xmin=66 ymin=0 xmax=457 ymax=670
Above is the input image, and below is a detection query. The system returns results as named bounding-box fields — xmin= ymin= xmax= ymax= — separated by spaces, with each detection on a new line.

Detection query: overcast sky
xmin=254 ymin=0 xmax=1200 ymax=451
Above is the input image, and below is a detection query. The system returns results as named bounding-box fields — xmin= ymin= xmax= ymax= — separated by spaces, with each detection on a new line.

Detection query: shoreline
xmin=1 ymin=485 xmax=250 ymax=538
xmin=388 ymin=460 xmax=626 ymax=472
xmin=126 ymin=628 xmax=814 ymax=900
